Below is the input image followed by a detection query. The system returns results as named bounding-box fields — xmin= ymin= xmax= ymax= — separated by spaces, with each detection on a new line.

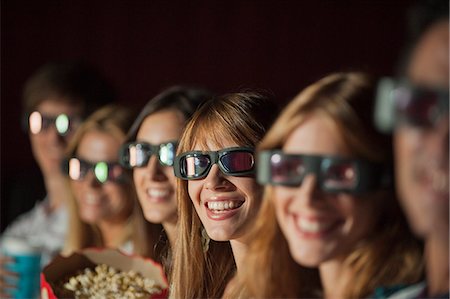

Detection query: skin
xmin=0 ymin=98 xmax=83 ymax=298
xmin=71 ymin=130 xmax=133 ymax=247
xmin=30 ymin=98 xmax=83 ymax=178
xmin=273 ymin=113 xmax=378 ymax=299
xmin=395 ymin=20 xmax=449 ymax=296
xmin=133 ymin=109 xmax=184 ymax=246
xmin=187 ymin=138 xmax=262 ymax=271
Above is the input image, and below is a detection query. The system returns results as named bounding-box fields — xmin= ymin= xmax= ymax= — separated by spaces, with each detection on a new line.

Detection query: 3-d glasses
xmin=62 ymin=157 xmax=126 ymax=184
xmin=174 ymin=147 xmax=255 ymax=180
xmin=374 ymin=77 xmax=449 ymax=132
xmin=257 ymin=151 xmax=389 ymax=193
xmin=119 ymin=141 xmax=177 ymax=168
xmin=24 ymin=111 xmax=82 ymax=136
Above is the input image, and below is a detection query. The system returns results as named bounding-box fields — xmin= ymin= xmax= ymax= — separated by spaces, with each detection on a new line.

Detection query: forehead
xmin=77 ymin=130 xmax=122 ymax=162
xmin=283 ymin=113 xmax=351 ymax=156
xmin=36 ymin=97 xmax=84 ymax=116
xmin=192 ymin=137 xmax=239 ymax=152
xmin=408 ymin=20 xmax=449 ymax=89
xmin=136 ymin=109 xmax=185 ymax=144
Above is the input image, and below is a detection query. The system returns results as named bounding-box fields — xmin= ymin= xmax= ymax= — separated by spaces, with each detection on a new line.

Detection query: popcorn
xmin=62 ymin=264 xmax=163 ymax=299
xmin=41 ymin=248 xmax=168 ymax=299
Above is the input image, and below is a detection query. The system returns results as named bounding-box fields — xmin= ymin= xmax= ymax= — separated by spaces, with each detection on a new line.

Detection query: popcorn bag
xmin=41 ymin=248 xmax=169 ymax=299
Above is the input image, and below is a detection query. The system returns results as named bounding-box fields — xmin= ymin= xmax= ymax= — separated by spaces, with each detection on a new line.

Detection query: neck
xmin=162 ymin=219 xmax=177 ymax=249
xmin=229 ymin=239 xmax=249 ymax=273
xmin=426 ymin=231 xmax=449 ymax=296
xmin=98 ymin=219 xmax=129 ymax=248
xmin=44 ymin=172 xmax=70 ymax=211
xmin=320 ymin=258 xmax=349 ymax=299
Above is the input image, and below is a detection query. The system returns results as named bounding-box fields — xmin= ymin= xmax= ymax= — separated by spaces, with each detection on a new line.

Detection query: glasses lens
xmin=94 ymin=162 xmax=109 ymax=183
xmin=183 ymin=155 xmax=210 ymax=178
xmin=55 ymin=114 xmax=70 ymax=135
xmin=270 ymin=154 xmax=305 ymax=184
xmin=69 ymin=158 xmax=88 ymax=181
xmin=159 ymin=143 xmax=176 ymax=166
xmin=395 ymin=88 xmax=440 ymax=127
xmin=108 ymin=164 xmax=124 ymax=182
xmin=322 ymin=161 xmax=357 ymax=190
xmin=220 ymin=152 xmax=254 ymax=173
xmin=127 ymin=143 xmax=151 ymax=167
xmin=29 ymin=111 xmax=43 ymax=134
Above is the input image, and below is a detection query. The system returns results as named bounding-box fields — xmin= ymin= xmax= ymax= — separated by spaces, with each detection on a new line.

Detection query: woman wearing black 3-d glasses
xmin=170 ymin=92 xmax=278 ymax=299
xmin=118 ymin=86 xmax=212 ymax=274
xmin=62 ymin=105 xmax=150 ymax=257
xmin=228 ymin=73 xmax=424 ymax=299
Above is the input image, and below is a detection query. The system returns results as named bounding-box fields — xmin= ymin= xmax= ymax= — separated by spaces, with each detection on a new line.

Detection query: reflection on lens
xmin=160 ymin=143 xmax=175 ymax=165
xmin=110 ymin=164 xmax=123 ymax=181
xmin=323 ymin=162 xmax=356 ymax=190
xmin=129 ymin=145 xmax=137 ymax=167
xmin=185 ymin=156 xmax=209 ymax=177
xmin=69 ymin=158 xmax=81 ymax=180
xmin=94 ymin=162 xmax=108 ymax=183
xmin=221 ymin=152 xmax=254 ymax=172
xmin=395 ymin=87 xmax=443 ymax=127
xmin=128 ymin=144 xmax=149 ymax=167
xmin=271 ymin=153 xmax=281 ymax=164
xmin=29 ymin=111 xmax=43 ymax=134
xmin=55 ymin=114 xmax=69 ymax=134
xmin=270 ymin=154 xmax=304 ymax=184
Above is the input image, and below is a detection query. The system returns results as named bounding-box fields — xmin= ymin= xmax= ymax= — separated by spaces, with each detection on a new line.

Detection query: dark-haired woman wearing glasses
xmin=62 ymin=105 xmax=150 ymax=256
xmin=118 ymin=86 xmax=212 ymax=275
xmin=170 ymin=92 xmax=278 ymax=299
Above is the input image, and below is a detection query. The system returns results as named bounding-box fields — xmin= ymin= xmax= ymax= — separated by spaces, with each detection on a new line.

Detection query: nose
xmin=203 ymin=165 xmax=234 ymax=191
xmin=44 ymin=123 xmax=67 ymax=145
xmin=145 ymin=155 xmax=167 ymax=182
xmin=85 ymin=171 xmax=102 ymax=188
xmin=293 ymin=174 xmax=325 ymax=207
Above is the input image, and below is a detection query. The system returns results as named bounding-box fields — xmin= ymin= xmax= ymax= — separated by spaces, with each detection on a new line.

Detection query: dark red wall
xmin=1 ymin=0 xmax=412 ymax=229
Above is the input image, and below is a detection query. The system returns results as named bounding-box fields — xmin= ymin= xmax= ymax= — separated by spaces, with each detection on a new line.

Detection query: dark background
xmin=1 ymin=0 xmax=413 ymax=231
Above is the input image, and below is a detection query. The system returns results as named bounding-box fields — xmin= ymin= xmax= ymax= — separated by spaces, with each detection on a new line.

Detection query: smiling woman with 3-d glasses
xmin=62 ymin=105 xmax=151 ymax=257
xmin=228 ymin=73 xmax=424 ymax=299
xmin=170 ymin=92 xmax=278 ymax=299
xmin=118 ymin=86 xmax=212 ymax=276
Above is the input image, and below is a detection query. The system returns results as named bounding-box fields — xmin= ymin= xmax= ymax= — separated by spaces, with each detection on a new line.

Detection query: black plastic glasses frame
xmin=375 ymin=77 xmax=449 ymax=133
xmin=174 ymin=147 xmax=255 ymax=180
xmin=22 ymin=111 xmax=82 ymax=136
xmin=257 ymin=151 xmax=390 ymax=193
xmin=62 ymin=157 xmax=127 ymax=184
xmin=119 ymin=141 xmax=178 ymax=168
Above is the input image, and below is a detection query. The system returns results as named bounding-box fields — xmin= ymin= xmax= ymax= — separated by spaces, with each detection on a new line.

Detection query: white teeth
xmin=207 ymin=201 xmax=242 ymax=211
xmin=298 ymin=218 xmax=333 ymax=233
xmin=147 ymin=189 xmax=169 ymax=198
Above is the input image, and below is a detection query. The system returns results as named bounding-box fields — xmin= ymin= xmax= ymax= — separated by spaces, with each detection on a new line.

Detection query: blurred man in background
xmin=0 ymin=61 xmax=116 ymax=297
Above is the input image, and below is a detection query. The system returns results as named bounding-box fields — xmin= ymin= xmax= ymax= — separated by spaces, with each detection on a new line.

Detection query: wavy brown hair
xmin=229 ymin=73 xmax=423 ymax=299
xmin=170 ymin=92 xmax=278 ymax=299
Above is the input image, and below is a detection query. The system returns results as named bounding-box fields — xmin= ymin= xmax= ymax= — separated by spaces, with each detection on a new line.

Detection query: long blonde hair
xmin=170 ymin=92 xmax=278 ymax=299
xmin=231 ymin=73 xmax=423 ymax=298
xmin=63 ymin=105 xmax=152 ymax=257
